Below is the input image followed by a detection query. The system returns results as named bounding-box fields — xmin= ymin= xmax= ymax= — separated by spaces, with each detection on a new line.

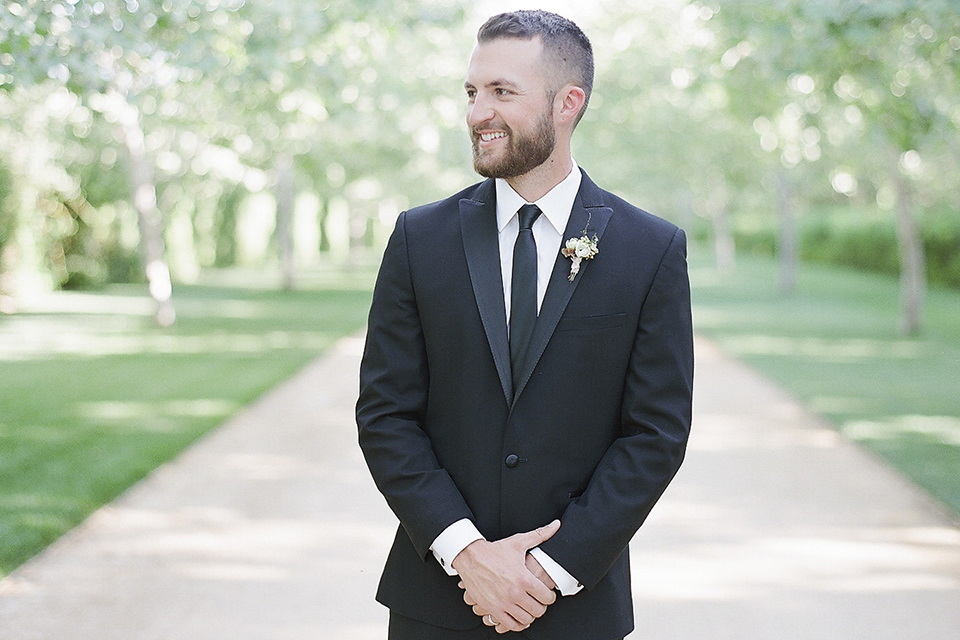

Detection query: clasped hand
xmin=452 ymin=519 xmax=561 ymax=634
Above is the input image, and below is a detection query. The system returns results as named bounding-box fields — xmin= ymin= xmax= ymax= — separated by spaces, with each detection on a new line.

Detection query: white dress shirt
xmin=428 ymin=162 xmax=584 ymax=596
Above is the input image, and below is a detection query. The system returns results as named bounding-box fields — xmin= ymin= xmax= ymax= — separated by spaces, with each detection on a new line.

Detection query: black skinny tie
xmin=510 ymin=204 xmax=541 ymax=392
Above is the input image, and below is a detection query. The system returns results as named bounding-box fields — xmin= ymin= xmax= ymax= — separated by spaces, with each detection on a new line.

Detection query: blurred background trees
xmin=1 ymin=0 xmax=958 ymax=333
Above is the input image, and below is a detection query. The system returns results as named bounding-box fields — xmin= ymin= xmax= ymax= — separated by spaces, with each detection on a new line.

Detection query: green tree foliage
xmin=1 ymin=1 xmax=958 ymax=335
xmin=704 ymin=0 xmax=960 ymax=332
xmin=0 ymin=0 xmax=470 ymax=298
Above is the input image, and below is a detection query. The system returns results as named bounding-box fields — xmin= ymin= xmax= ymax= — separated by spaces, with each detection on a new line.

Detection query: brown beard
xmin=471 ymin=108 xmax=556 ymax=179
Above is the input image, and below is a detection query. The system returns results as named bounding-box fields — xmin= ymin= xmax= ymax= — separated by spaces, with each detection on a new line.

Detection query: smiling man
xmin=357 ymin=10 xmax=694 ymax=640
xmin=467 ymin=36 xmax=558 ymax=184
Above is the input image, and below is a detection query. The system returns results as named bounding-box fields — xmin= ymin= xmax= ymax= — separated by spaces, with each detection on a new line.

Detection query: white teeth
xmin=480 ymin=132 xmax=506 ymax=142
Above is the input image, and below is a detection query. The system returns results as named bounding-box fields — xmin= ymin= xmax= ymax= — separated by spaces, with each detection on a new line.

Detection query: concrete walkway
xmin=1 ymin=336 xmax=959 ymax=639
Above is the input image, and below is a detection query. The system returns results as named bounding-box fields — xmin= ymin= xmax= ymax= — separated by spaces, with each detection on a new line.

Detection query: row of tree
xmin=2 ymin=0 xmax=958 ymax=333
xmin=1 ymin=0 xmax=473 ymax=324
xmin=576 ymin=0 xmax=960 ymax=334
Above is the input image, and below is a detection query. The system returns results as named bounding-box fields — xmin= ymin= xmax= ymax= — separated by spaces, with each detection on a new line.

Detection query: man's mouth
xmin=477 ymin=131 xmax=507 ymax=143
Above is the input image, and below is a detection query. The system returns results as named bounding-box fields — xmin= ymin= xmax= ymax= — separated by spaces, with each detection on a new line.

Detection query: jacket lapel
xmin=460 ymin=180 xmax=513 ymax=404
xmin=512 ymin=171 xmax=613 ymax=402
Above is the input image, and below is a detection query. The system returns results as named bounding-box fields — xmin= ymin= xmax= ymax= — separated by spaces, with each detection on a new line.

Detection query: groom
xmin=357 ymin=10 xmax=693 ymax=640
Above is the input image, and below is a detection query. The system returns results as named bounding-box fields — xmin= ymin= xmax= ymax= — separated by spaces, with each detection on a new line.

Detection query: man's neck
xmin=505 ymin=150 xmax=574 ymax=203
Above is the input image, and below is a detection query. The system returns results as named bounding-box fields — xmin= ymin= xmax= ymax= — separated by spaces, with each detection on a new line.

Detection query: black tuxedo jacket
xmin=357 ymin=170 xmax=693 ymax=640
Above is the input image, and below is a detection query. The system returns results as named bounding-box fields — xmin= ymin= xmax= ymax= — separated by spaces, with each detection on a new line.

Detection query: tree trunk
xmin=120 ymin=101 xmax=175 ymax=327
xmin=317 ymin=197 xmax=330 ymax=253
xmin=890 ymin=150 xmax=925 ymax=336
xmin=215 ymin=184 xmax=242 ymax=267
xmin=776 ymin=172 xmax=798 ymax=295
xmin=275 ymin=153 xmax=295 ymax=290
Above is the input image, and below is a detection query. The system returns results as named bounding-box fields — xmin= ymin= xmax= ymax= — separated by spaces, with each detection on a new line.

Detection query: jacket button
xmin=505 ymin=454 xmax=520 ymax=468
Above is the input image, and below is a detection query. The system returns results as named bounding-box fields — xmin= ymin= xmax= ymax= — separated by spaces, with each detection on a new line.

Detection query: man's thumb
xmin=515 ymin=519 xmax=561 ymax=549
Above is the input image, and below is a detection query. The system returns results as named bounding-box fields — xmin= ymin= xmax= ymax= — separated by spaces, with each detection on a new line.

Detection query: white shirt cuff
xmin=430 ymin=519 xmax=484 ymax=576
xmin=529 ymin=547 xmax=583 ymax=596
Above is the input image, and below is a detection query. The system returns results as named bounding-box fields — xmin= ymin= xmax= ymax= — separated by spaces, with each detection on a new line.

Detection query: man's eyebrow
xmin=463 ymin=79 xmax=521 ymax=90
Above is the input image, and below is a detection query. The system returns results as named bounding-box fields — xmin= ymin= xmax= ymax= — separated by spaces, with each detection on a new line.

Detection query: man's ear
xmin=555 ymin=85 xmax=587 ymax=127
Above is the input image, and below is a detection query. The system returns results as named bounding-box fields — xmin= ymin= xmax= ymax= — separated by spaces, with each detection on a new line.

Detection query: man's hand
xmin=462 ymin=551 xmax=560 ymax=634
xmin=525 ymin=552 xmax=557 ymax=591
xmin=452 ymin=520 xmax=560 ymax=634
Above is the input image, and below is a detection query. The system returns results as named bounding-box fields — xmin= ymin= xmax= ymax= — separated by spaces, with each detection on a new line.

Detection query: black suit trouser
xmin=388 ymin=612 xmax=497 ymax=640
xmin=388 ymin=611 xmax=624 ymax=640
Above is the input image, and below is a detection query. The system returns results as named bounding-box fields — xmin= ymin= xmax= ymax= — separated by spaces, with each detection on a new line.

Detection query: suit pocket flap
xmin=557 ymin=312 xmax=627 ymax=332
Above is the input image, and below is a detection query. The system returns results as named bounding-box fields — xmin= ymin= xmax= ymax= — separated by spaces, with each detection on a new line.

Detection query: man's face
xmin=464 ymin=37 xmax=557 ymax=179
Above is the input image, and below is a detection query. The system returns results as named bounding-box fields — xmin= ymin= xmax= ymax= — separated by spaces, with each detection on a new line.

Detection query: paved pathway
xmin=1 ymin=336 xmax=959 ymax=639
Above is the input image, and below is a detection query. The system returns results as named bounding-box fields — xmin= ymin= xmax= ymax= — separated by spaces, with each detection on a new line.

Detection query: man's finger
xmin=510 ymin=519 xmax=560 ymax=551
xmin=516 ymin=595 xmax=547 ymax=619
xmin=498 ymin=608 xmax=532 ymax=632
xmin=525 ymin=578 xmax=557 ymax=608
xmin=526 ymin=552 xmax=558 ymax=591
xmin=495 ymin=612 xmax=530 ymax=635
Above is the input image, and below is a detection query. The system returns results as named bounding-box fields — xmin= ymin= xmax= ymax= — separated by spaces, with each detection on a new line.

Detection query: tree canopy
xmin=1 ymin=0 xmax=958 ymax=331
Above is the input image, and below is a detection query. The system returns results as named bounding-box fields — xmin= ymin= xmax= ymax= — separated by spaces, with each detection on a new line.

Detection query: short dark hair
xmin=477 ymin=10 xmax=594 ymax=125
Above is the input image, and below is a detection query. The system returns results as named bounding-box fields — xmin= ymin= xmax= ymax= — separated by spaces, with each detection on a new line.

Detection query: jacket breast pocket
xmin=556 ymin=312 xmax=627 ymax=332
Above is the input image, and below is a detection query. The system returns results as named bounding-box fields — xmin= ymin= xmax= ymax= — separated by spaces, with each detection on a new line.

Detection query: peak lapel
xmin=511 ymin=174 xmax=613 ymax=403
xmin=460 ymin=181 xmax=513 ymax=404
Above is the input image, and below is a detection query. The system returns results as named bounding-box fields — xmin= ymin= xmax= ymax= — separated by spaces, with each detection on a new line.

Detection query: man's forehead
xmin=465 ymin=37 xmax=544 ymax=83
xmin=470 ymin=35 xmax=543 ymax=59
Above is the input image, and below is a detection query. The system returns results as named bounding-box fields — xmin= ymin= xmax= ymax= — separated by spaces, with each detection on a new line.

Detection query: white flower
xmin=560 ymin=231 xmax=599 ymax=282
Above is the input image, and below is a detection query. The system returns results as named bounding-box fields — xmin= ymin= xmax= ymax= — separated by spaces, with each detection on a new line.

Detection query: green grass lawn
xmin=0 ymin=265 xmax=375 ymax=576
xmin=689 ymin=248 xmax=960 ymax=517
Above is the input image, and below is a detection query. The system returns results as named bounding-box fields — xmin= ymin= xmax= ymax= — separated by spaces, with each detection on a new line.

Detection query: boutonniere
xmin=560 ymin=218 xmax=599 ymax=282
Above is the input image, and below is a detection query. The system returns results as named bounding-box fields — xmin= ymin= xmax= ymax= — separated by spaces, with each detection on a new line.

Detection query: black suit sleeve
xmin=356 ymin=212 xmax=475 ymax=559
xmin=539 ymin=227 xmax=694 ymax=589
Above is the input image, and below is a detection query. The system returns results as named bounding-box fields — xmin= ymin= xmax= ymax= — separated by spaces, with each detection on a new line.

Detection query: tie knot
xmin=517 ymin=204 xmax=541 ymax=231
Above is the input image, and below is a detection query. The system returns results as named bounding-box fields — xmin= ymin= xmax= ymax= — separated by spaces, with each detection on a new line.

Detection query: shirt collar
xmin=495 ymin=160 xmax=582 ymax=235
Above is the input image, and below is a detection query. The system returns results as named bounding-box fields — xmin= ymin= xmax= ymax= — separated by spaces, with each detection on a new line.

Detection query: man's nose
xmin=467 ymin=95 xmax=494 ymax=128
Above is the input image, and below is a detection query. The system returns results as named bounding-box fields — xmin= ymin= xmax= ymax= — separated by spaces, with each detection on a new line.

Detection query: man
xmin=357 ymin=10 xmax=693 ymax=640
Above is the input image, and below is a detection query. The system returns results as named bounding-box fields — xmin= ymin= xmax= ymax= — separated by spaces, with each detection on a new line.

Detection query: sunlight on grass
xmin=719 ymin=335 xmax=925 ymax=362
xmin=77 ymin=399 xmax=240 ymax=422
xmin=0 ymin=328 xmax=344 ymax=360
xmin=839 ymin=415 xmax=960 ymax=512
xmin=14 ymin=292 xmax=155 ymax=316
xmin=690 ymin=251 xmax=960 ymax=517
xmin=0 ymin=267 xmax=375 ymax=575
xmin=842 ymin=416 xmax=960 ymax=446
